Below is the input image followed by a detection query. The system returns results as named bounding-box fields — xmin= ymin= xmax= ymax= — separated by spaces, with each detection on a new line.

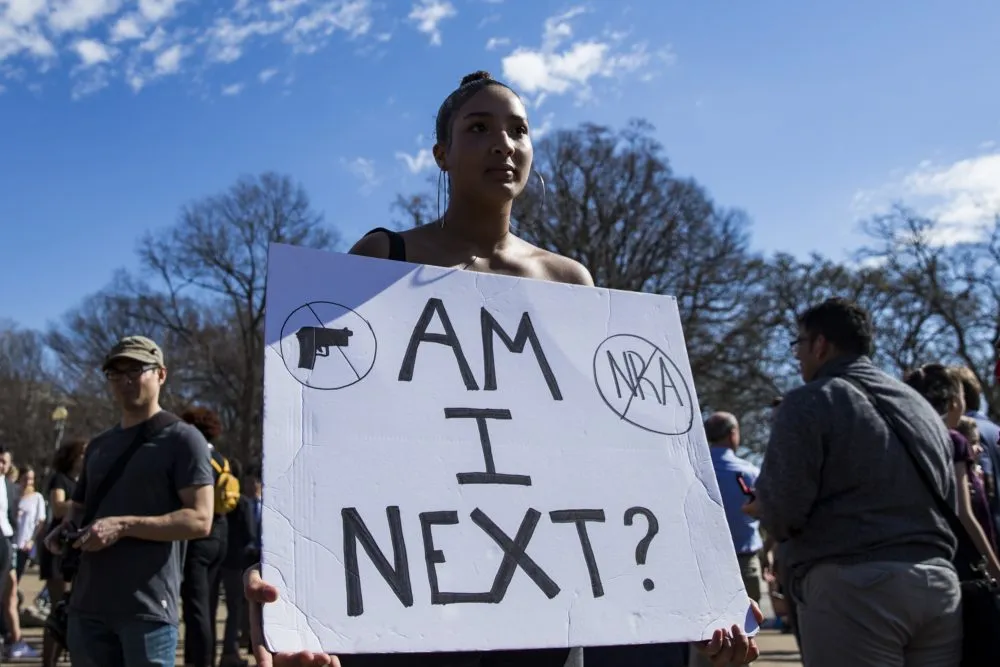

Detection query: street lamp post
xmin=51 ymin=406 xmax=68 ymax=450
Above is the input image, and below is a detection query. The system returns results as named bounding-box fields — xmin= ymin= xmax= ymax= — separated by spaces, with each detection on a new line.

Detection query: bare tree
xmin=122 ymin=173 xmax=337 ymax=461
xmin=0 ymin=322 xmax=62 ymax=466
xmin=390 ymin=190 xmax=436 ymax=230
xmin=45 ymin=282 xmax=211 ymax=437
xmin=859 ymin=207 xmax=1000 ymax=417
xmin=518 ymin=120 xmax=786 ymax=450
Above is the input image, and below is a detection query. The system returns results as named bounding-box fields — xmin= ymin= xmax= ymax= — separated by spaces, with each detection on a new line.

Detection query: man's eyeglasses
xmin=104 ymin=365 xmax=158 ymax=381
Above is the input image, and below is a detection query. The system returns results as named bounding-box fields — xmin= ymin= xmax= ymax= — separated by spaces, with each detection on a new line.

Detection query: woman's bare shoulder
xmin=522 ymin=241 xmax=594 ymax=286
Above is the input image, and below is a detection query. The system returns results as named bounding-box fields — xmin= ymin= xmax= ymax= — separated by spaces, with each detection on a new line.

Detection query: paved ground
xmin=750 ymin=631 xmax=802 ymax=667
xmin=11 ymin=570 xmax=802 ymax=666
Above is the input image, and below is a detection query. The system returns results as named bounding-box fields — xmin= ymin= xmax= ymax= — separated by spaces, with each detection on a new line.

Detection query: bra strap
xmin=363 ymin=227 xmax=407 ymax=262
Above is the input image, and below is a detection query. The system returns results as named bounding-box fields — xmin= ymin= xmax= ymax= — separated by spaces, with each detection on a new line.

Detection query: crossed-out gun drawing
xmin=296 ymin=326 xmax=354 ymax=370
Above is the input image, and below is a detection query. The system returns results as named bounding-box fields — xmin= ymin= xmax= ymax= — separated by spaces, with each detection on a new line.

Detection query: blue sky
xmin=2 ymin=0 xmax=999 ymax=332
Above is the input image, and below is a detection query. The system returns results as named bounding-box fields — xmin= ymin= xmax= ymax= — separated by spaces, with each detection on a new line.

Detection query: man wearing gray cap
xmin=45 ymin=335 xmax=215 ymax=667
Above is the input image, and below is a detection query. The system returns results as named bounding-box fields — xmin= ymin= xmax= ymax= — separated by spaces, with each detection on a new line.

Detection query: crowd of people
xmin=3 ymin=68 xmax=997 ymax=667
xmin=707 ymin=297 xmax=1000 ymax=666
xmin=1 ymin=367 xmax=264 ymax=667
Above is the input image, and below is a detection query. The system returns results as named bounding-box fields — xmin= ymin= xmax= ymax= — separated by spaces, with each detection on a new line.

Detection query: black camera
xmin=58 ymin=525 xmax=86 ymax=581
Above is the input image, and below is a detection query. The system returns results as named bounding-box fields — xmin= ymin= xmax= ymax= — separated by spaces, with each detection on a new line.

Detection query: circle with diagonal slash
xmin=279 ymin=301 xmax=377 ymax=390
xmin=592 ymin=334 xmax=695 ymax=435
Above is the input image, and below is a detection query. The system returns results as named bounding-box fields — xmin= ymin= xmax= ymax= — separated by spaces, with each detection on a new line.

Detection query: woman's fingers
xmin=749 ymin=599 xmax=764 ymax=624
xmin=244 ymin=562 xmax=279 ymax=604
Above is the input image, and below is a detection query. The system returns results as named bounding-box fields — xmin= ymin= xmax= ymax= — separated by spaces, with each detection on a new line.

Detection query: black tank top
xmin=363 ymin=227 xmax=407 ymax=261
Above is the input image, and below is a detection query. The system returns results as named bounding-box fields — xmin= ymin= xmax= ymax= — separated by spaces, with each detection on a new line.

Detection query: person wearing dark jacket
xmin=744 ymin=298 xmax=962 ymax=666
xmin=180 ymin=408 xmax=231 ymax=667
xmin=216 ymin=461 xmax=257 ymax=667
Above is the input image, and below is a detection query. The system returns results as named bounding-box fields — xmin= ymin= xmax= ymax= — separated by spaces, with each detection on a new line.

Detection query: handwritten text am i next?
xmin=262 ymin=243 xmax=757 ymax=655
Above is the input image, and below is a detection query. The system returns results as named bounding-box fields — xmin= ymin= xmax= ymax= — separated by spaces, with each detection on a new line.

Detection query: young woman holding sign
xmin=244 ymin=70 xmax=763 ymax=667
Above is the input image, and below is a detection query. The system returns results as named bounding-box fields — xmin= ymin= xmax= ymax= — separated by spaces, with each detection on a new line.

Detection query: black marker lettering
xmin=608 ymin=349 xmax=662 ymax=403
xmin=444 ymin=408 xmax=531 ymax=486
xmin=627 ymin=350 xmax=661 ymax=403
xmin=419 ymin=511 xmax=493 ymax=604
xmin=608 ymin=350 xmax=636 ymax=400
xmin=342 ymin=507 xmax=413 ymax=617
xmin=399 ymin=298 xmax=478 ymax=390
xmin=658 ymin=356 xmax=684 ymax=406
xmin=472 ymin=507 xmax=560 ymax=601
xmin=481 ymin=309 xmax=563 ymax=400
xmin=549 ymin=509 xmax=606 ymax=598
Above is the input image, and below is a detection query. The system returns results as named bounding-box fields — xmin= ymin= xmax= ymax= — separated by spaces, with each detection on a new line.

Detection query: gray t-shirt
xmin=69 ymin=416 xmax=214 ymax=625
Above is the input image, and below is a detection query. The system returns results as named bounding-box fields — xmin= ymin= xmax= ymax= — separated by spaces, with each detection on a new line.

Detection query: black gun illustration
xmin=296 ymin=326 xmax=353 ymax=370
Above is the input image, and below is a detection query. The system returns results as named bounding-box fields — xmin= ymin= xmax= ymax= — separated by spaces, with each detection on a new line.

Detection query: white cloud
xmin=138 ymin=0 xmax=182 ymax=23
xmin=206 ymin=17 xmax=283 ymax=63
xmin=221 ymin=82 xmax=244 ymax=95
xmin=258 ymin=67 xmax=278 ymax=82
xmin=484 ymin=36 xmax=508 ymax=50
xmin=109 ymin=15 xmax=146 ymax=42
xmin=48 ymin=0 xmax=121 ymax=34
xmin=70 ymin=67 xmax=110 ymax=97
xmin=72 ymin=38 xmax=113 ymax=66
xmin=532 ymin=112 xmax=554 ymax=138
xmin=0 ymin=22 xmax=56 ymax=61
xmin=139 ymin=26 xmax=167 ymax=52
xmin=854 ymin=151 xmax=1000 ymax=245
xmin=153 ymin=43 xmax=182 ymax=73
xmin=477 ymin=13 xmax=499 ymax=29
xmin=500 ymin=7 xmax=667 ymax=104
xmin=540 ymin=6 xmax=585 ymax=50
xmin=344 ymin=156 xmax=381 ymax=194
xmin=283 ymin=0 xmax=373 ymax=53
xmin=408 ymin=0 xmax=455 ymax=46
xmin=0 ymin=0 xmax=380 ymax=98
xmin=5 ymin=0 xmax=48 ymax=26
xmin=395 ymin=147 xmax=435 ymax=174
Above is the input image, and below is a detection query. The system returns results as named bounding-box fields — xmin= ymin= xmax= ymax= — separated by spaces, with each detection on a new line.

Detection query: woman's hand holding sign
xmin=694 ymin=601 xmax=763 ymax=665
xmin=244 ymin=564 xmax=339 ymax=667
xmin=244 ymin=563 xmax=761 ymax=665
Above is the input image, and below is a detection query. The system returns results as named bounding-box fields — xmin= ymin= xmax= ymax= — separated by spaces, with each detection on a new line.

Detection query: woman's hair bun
xmin=461 ymin=70 xmax=493 ymax=86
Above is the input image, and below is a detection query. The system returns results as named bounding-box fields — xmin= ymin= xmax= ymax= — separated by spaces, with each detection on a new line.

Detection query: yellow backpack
xmin=210 ymin=453 xmax=241 ymax=515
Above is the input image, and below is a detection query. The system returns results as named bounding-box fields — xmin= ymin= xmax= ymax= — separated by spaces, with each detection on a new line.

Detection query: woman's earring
xmin=534 ymin=170 xmax=547 ymax=214
xmin=437 ymin=170 xmax=445 ymax=228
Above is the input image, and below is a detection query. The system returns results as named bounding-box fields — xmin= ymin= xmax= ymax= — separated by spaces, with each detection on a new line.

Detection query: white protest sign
xmin=261 ymin=242 xmax=755 ymax=656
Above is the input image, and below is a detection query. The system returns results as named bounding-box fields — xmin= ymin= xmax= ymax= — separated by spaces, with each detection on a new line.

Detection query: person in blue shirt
xmin=704 ymin=412 xmax=763 ymax=604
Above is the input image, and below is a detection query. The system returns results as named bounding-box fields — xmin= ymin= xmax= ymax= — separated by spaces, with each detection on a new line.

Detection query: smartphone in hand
xmin=736 ymin=472 xmax=755 ymax=500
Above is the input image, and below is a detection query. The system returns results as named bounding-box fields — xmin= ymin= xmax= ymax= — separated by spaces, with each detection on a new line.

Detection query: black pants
xmin=182 ymin=529 xmax=227 ymax=667
xmin=216 ymin=566 xmax=245 ymax=658
xmin=585 ymin=644 xmax=689 ymax=666
xmin=337 ymin=644 xmax=687 ymax=667
xmin=0 ymin=537 xmax=13 ymax=639
xmin=338 ymin=648 xmax=570 ymax=667
xmin=15 ymin=548 xmax=31 ymax=582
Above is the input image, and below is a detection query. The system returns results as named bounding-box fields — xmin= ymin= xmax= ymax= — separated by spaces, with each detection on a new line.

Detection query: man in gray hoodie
xmin=744 ymin=298 xmax=962 ymax=666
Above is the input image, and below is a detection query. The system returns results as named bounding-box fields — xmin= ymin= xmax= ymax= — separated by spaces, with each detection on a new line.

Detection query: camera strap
xmin=79 ymin=410 xmax=181 ymax=528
